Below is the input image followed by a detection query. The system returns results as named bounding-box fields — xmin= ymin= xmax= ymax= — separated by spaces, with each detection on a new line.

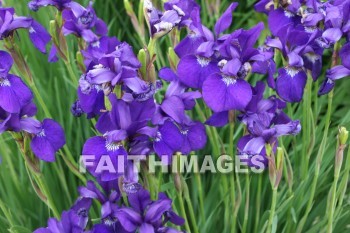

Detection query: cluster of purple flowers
xmin=0 ymin=50 xmax=65 ymax=161
xmin=255 ymin=0 xmax=350 ymax=97
xmin=35 ymin=180 xmax=184 ymax=233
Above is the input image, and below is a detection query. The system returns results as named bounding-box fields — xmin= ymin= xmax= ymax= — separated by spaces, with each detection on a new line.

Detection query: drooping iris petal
xmin=153 ymin=120 xmax=182 ymax=163
xmin=340 ymin=43 xmax=350 ymax=69
xmin=268 ymin=9 xmax=296 ymax=36
xmin=205 ymin=111 xmax=229 ymax=127
xmin=177 ymin=55 xmax=219 ymax=89
xmin=82 ymin=135 xmax=127 ymax=181
xmin=179 ymin=122 xmax=207 ymax=154
xmin=29 ymin=20 xmax=51 ymax=53
xmin=276 ymin=67 xmax=307 ymax=102
xmin=202 ymin=74 xmax=253 ymax=112
xmin=0 ymin=75 xmax=33 ymax=113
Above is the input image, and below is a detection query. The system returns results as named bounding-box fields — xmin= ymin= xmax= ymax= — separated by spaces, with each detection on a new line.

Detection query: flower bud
xmin=138 ymin=49 xmax=147 ymax=79
xmin=338 ymin=127 xmax=349 ymax=146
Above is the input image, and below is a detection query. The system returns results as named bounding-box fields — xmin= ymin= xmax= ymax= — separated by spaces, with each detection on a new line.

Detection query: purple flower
xmin=144 ymin=0 xmax=185 ymax=38
xmin=82 ymin=36 xmax=120 ymax=67
xmin=0 ymin=8 xmax=51 ymax=53
xmin=28 ymin=0 xmax=72 ymax=11
xmin=0 ymin=51 xmax=33 ymax=113
xmin=82 ymin=130 xmax=128 ymax=181
xmin=30 ymin=119 xmax=66 ymax=162
xmin=33 ymin=210 xmax=85 ymax=233
xmin=237 ymin=82 xmax=301 ymax=167
xmin=116 ymin=189 xmax=184 ymax=233
xmin=62 ymin=2 xmax=108 ymax=42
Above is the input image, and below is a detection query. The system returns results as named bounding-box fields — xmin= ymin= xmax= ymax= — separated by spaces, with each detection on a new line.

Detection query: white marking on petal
xmin=155 ymin=131 xmax=162 ymax=142
xmin=285 ymin=67 xmax=300 ymax=77
xmin=37 ymin=129 xmax=46 ymax=137
xmin=284 ymin=10 xmax=294 ymax=18
xmin=222 ymin=75 xmax=237 ymax=86
xmin=92 ymin=41 xmax=100 ymax=48
xmin=0 ymin=78 xmax=10 ymax=87
xmin=105 ymin=142 xmax=121 ymax=152
xmin=304 ymin=26 xmax=317 ymax=33
xmin=304 ymin=53 xmax=320 ymax=63
xmin=196 ymin=56 xmax=211 ymax=67
xmin=180 ymin=129 xmax=188 ymax=135
xmin=29 ymin=27 xmax=36 ymax=34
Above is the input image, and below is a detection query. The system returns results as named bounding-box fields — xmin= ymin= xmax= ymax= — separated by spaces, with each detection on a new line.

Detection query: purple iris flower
xmin=264 ymin=24 xmax=319 ymax=102
xmin=79 ymin=180 xmax=129 ymax=232
xmin=145 ymin=68 xmax=206 ymax=162
xmin=30 ymin=119 xmax=66 ymax=162
xmin=62 ymin=2 xmax=108 ymax=42
xmin=28 ymin=0 xmax=72 ymax=11
xmin=82 ymin=36 xmax=120 ymax=67
xmin=164 ymin=0 xmax=200 ymax=27
xmin=87 ymin=42 xmax=142 ymax=88
xmin=33 ymin=210 xmax=85 ymax=233
xmin=0 ymin=102 xmax=37 ymax=134
xmin=82 ymin=130 xmax=128 ymax=181
xmin=144 ymin=0 xmax=185 ymax=38
xmin=237 ymin=82 xmax=301 ymax=167
xmin=78 ymin=74 xmax=106 ymax=118
xmin=319 ymin=42 xmax=350 ymax=95
xmin=176 ymin=3 xmax=242 ymax=89
xmin=0 ymin=8 xmax=51 ymax=53
xmin=116 ymin=189 xmax=184 ymax=233
xmin=0 ymin=51 xmax=33 ymax=113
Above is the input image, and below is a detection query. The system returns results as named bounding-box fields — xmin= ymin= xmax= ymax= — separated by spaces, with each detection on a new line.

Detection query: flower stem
xmin=267 ymin=187 xmax=278 ymax=233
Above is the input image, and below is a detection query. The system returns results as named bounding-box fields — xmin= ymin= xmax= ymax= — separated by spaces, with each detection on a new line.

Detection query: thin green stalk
xmin=0 ymin=198 xmax=15 ymax=227
xmin=177 ymin=191 xmax=191 ymax=233
xmin=242 ymin=174 xmax=250 ymax=233
xmin=254 ymin=175 xmax=262 ymax=233
xmin=195 ymin=172 xmax=205 ymax=222
xmin=267 ymin=187 xmax=278 ymax=233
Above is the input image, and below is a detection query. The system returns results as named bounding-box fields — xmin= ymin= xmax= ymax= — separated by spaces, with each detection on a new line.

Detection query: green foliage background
xmin=0 ymin=0 xmax=350 ymax=232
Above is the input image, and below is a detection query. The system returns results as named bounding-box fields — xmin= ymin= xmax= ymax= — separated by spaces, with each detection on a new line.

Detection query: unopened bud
xmin=338 ymin=127 xmax=349 ymax=146
xmin=138 ymin=49 xmax=147 ymax=79
xmin=276 ymin=147 xmax=284 ymax=171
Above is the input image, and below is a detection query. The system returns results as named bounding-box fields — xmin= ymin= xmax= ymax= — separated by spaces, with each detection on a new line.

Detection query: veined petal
xmin=177 ymin=55 xmax=219 ymax=89
xmin=276 ymin=67 xmax=307 ymax=102
xmin=202 ymin=74 xmax=252 ymax=112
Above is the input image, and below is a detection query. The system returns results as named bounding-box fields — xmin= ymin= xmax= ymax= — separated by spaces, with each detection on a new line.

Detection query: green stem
xmin=242 ymin=174 xmax=250 ymax=233
xmin=195 ymin=172 xmax=205 ymax=222
xmin=267 ymin=187 xmax=278 ymax=233
xmin=177 ymin=191 xmax=191 ymax=233
xmin=0 ymin=198 xmax=15 ymax=227
xmin=254 ymin=175 xmax=262 ymax=233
